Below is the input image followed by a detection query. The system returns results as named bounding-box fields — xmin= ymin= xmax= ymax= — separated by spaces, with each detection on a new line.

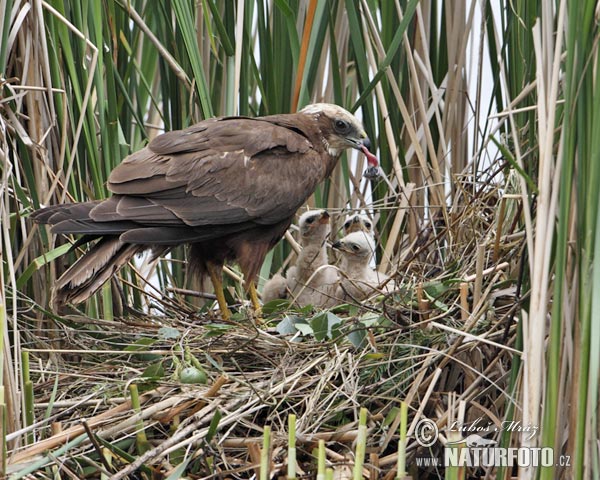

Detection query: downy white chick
xmin=286 ymin=210 xmax=338 ymax=308
xmin=262 ymin=210 xmax=338 ymax=308
xmin=343 ymin=213 xmax=374 ymax=236
xmin=261 ymin=272 xmax=288 ymax=304
xmin=332 ymin=231 xmax=393 ymax=302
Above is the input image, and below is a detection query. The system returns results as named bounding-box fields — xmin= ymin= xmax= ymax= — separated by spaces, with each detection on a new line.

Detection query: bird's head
xmin=343 ymin=213 xmax=374 ymax=236
xmin=298 ymin=209 xmax=331 ymax=244
xmin=332 ymin=231 xmax=376 ymax=262
xmin=300 ymin=103 xmax=378 ymax=166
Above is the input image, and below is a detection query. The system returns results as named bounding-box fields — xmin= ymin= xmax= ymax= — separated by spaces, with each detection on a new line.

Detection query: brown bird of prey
xmin=32 ymin=103 xmax=377 ymax=319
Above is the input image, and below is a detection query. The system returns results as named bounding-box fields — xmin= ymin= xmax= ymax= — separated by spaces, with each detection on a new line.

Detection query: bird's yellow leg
xmin=206 ymin=262 xmax=231 ymax=321
xmin=248 ymin=282 xmax=262 ymax=319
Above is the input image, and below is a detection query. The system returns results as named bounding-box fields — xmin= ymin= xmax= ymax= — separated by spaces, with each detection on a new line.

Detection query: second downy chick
xmin=332 ymin=231 xmax=393 ymax=302
xmin=343 ymin=213 xmax=375 ymax=236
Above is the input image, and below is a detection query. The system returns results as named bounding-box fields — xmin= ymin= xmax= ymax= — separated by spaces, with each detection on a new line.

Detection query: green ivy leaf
xmin=141 ymin=361 xmax=164 ymax=380
xmin=310 ymin=312 xmax=343 ymax=341
xmin=158 ymin=326 xmax=181 ymax=340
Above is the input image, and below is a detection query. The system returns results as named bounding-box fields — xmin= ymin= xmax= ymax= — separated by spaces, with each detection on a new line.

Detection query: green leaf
xmin=165 ymin=459 xmax=191 ymax=480
xmin=294 ymin=322 xmax=314 ymax=336
xmin=125 ymin=338 xmax=160 ymax=361
xmin=383 ymin=406 xmax=400 ymax=427
xmin=204 ymin=0 xmax=234 ymax=56
xmin=205 ymin=409 xmax=222 ymax=443
xmin=423 ymin=281 xmax=451 ymax=298
xmin=262 ymin=298 xmax=292 ymax=315
xmin=358 ymin=312 xmax=381 ymax=327
xmin=17 ymin=243 xmax=73 ymax=289
xmin=158 ymin=326 xmax=181 ymax=340
xmin=309 ymin=312 xmax=328 ymax=340
xmin=350 ymin=0 xmax=420 ymax=112
xmin=202 ymin=323 xmax=235 ymax=337
xmin=347 ymin=329 xmax=366 ymax=348
xmin=95 ymin=436 xmax=154 ymax=476
xmin=489 ymin=135 xmax=537 ymax=193
xmin=141 ymin=361 xmax=164 ymax=380
xmin=125 ymin=337 xmax=157 ymax=351
xmin=172 ymin=0 xmax=213 ymax=117
xmin=310 ymin=311 xmax=343 ymax=341
xmin=276 ymin=315 xmax=313 ymax=339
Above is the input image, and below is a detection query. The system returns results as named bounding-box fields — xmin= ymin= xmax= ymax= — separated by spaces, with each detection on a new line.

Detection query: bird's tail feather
xmin=52 ymin=237 xmax=144 ymax=308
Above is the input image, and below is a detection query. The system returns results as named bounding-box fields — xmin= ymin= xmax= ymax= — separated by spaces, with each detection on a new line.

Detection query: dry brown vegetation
xmin=1 ymin=1 xmax=598 ymax=479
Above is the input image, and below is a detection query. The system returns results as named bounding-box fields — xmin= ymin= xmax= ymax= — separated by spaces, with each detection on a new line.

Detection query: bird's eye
xmin=344 ymin=221 xmax=351 ymax=229
xmin=365 ymin=222 xmax=372 ymax=229
xmin=352 ymin=244 xmax=360 ymax=252
xmin=334 ymin=119 xmax=350 ymax=133
xmin=305 ymin=217 xmax=315 ymax=224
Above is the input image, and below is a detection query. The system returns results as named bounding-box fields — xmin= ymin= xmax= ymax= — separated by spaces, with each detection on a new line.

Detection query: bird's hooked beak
xmin=319 ymin=210 xmax=330 ymax=224
xmin=351 ymin=133 xmax=378 ymax=168
xmin=332 ymin=240 xmax=343 ymax=250
xmin=301 ymin=210 xmax=330 ymax=236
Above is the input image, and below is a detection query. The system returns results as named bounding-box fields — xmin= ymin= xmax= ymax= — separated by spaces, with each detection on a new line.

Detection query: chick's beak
xmin=332 ymin=240 xmax=342 ymax=250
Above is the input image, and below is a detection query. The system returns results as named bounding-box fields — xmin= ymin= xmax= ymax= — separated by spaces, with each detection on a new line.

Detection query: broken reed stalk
xmin=416 ymin=284 xmax=430 ymax=322
xmin=102 ymin=447 xmax=114 ymax=478
xmin=82 ymin=420 xmax=113 ymax=474
xmin=21 ymin=351 xmax=34 ymax=445
xmin=10 ymin=386 xmax=172 ymax=464
xmin=317 ymin=439 xmax=326 ymax=480
xmin=380 ymin=183 xmax=415 ymax=273
xmin=287 ymin=414 xmax=297 ymax=480
xmin=129 ymin=384 xmax=150 ymax=454
xmin=396 ymin=401 xmax=408 ymax=479
xmin=493 ymin=196 xmax=507 ymax=262
xmin=459 ymin=282 xmax=469 ymax=321
xmin=462 ymin=263 xmax=509 ymax=282
xmin=260 ymin=425 xmax=271 ymax=480
xmin=473 ymin=244 xmax=485 ymax=307
xmin=445 ymin=395 xmax=460 ymax=480
xmin=353 ymin=408 xmax=368 ymax=480
xmin=0 ymin=386 xmax=5 ymax=477
xmin=101 ymin=282 xmax=114 ymax=321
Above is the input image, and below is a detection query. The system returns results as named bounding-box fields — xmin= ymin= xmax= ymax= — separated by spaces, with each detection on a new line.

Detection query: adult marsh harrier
xmin=33 ymin=103 xmax=378 ymax=318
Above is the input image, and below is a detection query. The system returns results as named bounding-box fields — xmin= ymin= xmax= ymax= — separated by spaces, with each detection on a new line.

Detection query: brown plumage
xmin=32 ymin=103 xmax=377 ymax=317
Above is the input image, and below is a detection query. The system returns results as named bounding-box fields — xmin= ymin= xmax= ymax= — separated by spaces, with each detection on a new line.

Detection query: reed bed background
xmin=0 ymin=0 xmax=598 ymax=478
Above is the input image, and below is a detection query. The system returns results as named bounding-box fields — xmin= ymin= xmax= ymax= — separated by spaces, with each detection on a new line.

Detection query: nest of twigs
xmin=9 ymin=165 xmax=525 ymax=479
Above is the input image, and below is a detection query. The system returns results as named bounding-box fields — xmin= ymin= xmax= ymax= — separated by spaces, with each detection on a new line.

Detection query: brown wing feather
xmin=102 ymin=115 xmax=327 ymax=228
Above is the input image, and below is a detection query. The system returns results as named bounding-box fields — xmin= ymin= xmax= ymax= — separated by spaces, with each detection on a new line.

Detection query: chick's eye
xmin=352 ymin=244 xmax=360 ymax=252
xmin=305 ymin=217 xmax=315 ymax=224
xmin=344 ymin=222 xmax=351 ymax=229
xmin=365 ymin=222 xmax=372 ymax=229
xmin=335 ymin=119 xmax=350 ymax=132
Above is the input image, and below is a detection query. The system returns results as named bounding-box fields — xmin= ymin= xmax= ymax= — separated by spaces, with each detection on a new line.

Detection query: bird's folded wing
xmin=103 ymin=116 xmax=325 ymax=227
